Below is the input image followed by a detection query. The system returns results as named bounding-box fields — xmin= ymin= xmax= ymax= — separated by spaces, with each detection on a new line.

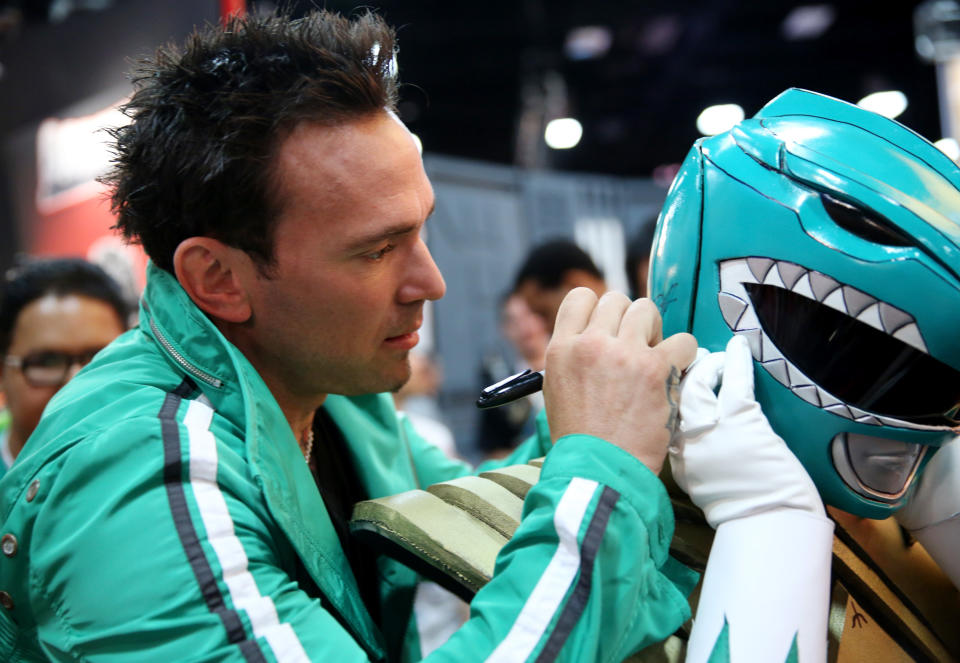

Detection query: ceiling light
xmin=545 ymin=118 xmax=583 ymax=149
xmin=564 ymin=26 xmax=613 ymax=61
xmin=934 ymin=137 xmax=960 ymax=160
xmin=696 ymin=104 xmax=745 ymax=136
xmin=857 ymin=90 xmax=908 ymax=118
xmin=782 ymin=5 xmax=836 ymax=41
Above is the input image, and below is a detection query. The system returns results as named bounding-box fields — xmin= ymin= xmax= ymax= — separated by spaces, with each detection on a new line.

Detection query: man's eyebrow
xmin=346 ymin=202 xmax=436 ymax=250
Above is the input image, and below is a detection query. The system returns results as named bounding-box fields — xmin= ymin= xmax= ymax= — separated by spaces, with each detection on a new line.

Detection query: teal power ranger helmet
xmin=649 ymin=88 xmax=960 ymax=519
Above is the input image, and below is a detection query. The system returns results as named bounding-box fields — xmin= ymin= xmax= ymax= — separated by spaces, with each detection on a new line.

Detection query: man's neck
xmin=215 ymin=318 xmax=325 ymax=453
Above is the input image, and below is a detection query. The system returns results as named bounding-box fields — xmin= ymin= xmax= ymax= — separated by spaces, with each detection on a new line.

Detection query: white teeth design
xmin=848 ymin=405 xmax=870 ymax=419
xmin=761 ymin=332 xmax=783 ymax=363
xmin=893 ymin=323 xmax=927 ymax=353
xmin=735 ymin=305 xmax=761 ymax=332
xmin=747 ymin=257 xmax=774 ymax=282
xmin=855 ymin=302 xmax=884 ymax=332
xmin=776 ymin=262 xmax=807 ymax=290
xmin=717 ymin=293 xmax=748 ymax=330
xmin=717 ymin=257 xmax=935 ymax=432
xmin=764 ymin=358 xmax=790 ymax=385
xmin=809 ymin=271 xmax=840 ymax=302
xmin=791 ymin=272 xmax=816 ymax=300
xmin=826 ymin=404 xmax=854 ymax=420
xmin=821 ymin=288 xmax=846 ymax=314
xmin=793 ymin=385 xmax=821 ymax=406
xmin=763 ymin=266 xmax=786 ymax=288
xmin=842 ymin=286 xmax=876 ymax=318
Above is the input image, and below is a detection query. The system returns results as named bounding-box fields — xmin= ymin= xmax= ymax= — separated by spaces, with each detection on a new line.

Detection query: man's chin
xmin=337 ymin=359 xmax=411 ymax=396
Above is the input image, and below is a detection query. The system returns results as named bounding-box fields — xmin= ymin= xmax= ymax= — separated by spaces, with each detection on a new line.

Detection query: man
xmin=0 ymin=12 xmax=702 ymax=661
xmin=0 ymin=258 xmax=128 ymax=476
xmin=513 ymin=238 xmax=606 ymax=331
xmin=625 ymin=218 xmax=658 ymax=299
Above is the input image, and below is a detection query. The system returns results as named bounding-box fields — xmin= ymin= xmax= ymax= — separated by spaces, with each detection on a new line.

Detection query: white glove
xmin=669 ymin=334 xmax=825 ymax=527
xmin=674 ymin=335 xmax=833 ymax=663
xmin=895 ymin=436 xmax=960 ymax=588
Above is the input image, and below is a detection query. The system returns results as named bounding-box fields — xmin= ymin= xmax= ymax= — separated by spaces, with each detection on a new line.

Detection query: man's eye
xmin=366 ymin=244 xmax=395 ymax=261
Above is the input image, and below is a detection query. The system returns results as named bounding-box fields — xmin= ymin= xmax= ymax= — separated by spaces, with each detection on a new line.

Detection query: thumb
xmin=678 ymin=350 xmax=724 ymax=431
xmin=718 ymin=334 xmax=757 ymax=417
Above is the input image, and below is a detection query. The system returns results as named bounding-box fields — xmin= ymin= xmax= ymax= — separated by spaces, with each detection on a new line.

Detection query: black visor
xmin=745 ymin=282 xmax=960 ymax=427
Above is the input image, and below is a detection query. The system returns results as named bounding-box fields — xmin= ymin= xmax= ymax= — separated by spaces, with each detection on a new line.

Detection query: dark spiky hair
xmin=102 ymin=10 xmax=399 ymax=274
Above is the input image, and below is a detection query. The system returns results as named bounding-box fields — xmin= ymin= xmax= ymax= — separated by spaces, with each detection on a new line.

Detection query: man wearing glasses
xmin=0 ymin=258 xmax=128 ymax=475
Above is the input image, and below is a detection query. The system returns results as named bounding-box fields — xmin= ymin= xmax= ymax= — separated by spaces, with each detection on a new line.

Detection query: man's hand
xmin=544 ymin=288 xmax=697 ymax=474
xmin=669 ymin=335 xmax=824 ymax=528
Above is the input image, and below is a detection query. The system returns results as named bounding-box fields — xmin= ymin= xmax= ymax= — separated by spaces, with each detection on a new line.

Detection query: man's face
xmin=238 ymin=112 xmax=445 ymax=401
xmin=0 ymin=294 xmax=126 ymax=455
xmin=501 ymin=293 xmax=549 ymax=361
xmin=516 ymin=280 xmax=566 ymax=333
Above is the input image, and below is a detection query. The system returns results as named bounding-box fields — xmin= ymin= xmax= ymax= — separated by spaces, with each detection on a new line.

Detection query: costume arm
xmin=671 ymin=337 xmax=833 ymax=663
xmin=895 ymin=436 xmax=960 ymax=588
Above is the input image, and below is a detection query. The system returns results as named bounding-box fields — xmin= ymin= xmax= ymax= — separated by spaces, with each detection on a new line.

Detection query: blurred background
xmin=0 ymin=0 xmax=957 ymax=459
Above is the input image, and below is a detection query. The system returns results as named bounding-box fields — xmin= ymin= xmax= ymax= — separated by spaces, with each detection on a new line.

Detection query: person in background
xmin=625 ymin=218 xmax=658 ymax=299
xmin=0 ymin=257 xmax=128 ymax=476
xmin=393 ymin=350 xmax=458 ymax=460
xmin=513 ymin=238 xmax=606 ymax=331
xmin=475 ymin=291 xmax=548 ymax=458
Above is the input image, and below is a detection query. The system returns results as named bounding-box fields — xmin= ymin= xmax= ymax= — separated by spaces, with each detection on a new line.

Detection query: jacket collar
xmin=140 ymin=263 xmax=385 ymax=658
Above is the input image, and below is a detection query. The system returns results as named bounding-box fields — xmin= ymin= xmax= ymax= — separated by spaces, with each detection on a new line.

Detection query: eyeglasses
xmin=3 ymin=349 xmax=104 ymax=388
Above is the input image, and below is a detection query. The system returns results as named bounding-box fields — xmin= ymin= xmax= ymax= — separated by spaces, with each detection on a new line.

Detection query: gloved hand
xmin=895 ymin=436 xmax=960 ymax=588
xmin=674 ymin=335 xmax=833 ymax=663
xmin=669 ymin=334 xmax=824 ymax=528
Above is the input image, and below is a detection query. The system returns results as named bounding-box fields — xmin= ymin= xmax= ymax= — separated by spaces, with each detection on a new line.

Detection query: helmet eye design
xmin=718 ymin=258 xmax=960 ymax=429
xmin=820 ymin=193 xmax=914 ymax=247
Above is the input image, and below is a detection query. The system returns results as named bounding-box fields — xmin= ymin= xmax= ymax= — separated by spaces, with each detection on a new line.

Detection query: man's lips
xmin=384 ymin=324 xmax=421 ymax=349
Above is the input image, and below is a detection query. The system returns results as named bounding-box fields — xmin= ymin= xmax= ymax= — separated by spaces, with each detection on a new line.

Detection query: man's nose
xmin=398 ymin=239 xmax=446 ymax=303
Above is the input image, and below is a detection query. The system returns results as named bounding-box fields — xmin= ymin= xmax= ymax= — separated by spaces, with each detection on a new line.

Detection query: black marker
xmin=476 ymin=368 xmax=544 ymax=409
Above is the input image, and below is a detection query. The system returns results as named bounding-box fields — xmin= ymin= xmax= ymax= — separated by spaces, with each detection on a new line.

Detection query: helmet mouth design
xmin=717 ymin=257 xmax=960 ymax=431
xmin=830 ymin=432 xmax=928 ymax=502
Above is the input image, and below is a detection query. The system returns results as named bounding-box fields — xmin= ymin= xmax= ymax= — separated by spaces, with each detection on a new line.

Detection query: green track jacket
xmin=0 ymin=263 xmax=695 ymax=662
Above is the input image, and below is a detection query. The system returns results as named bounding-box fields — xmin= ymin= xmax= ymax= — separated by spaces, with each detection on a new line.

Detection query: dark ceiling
xmin=305 ymin=0 xmax=943 ymax=177
xmin=0 ymin=0 xmax=945 ymax=179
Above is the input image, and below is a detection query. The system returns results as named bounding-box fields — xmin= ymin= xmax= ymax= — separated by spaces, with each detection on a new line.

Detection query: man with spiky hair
xmin=0 ymin=11 xmax=704 ymax=661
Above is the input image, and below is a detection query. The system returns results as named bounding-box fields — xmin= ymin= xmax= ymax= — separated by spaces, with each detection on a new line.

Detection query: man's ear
xmin=173 ymin=238 xmax=253 ymax=324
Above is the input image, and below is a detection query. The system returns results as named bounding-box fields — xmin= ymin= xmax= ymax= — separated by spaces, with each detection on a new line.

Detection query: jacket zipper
xmin=149 ymin=317 xmax=223 ymax=388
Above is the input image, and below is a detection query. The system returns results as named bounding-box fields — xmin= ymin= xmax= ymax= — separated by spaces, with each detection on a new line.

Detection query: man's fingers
xmin=617 ymin=297 xmax=664 ymax=347
xmin=552 ymin=287 xmax=599 ymax=338
xmin=654 ymin=331 xmax=698 ymax=373
xmin=586 ymin=291 xmax=631 ymax=335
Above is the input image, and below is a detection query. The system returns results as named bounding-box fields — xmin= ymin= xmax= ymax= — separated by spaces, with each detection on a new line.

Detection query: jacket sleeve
xmin=427 ymin=434 xmax=697 ymax=662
